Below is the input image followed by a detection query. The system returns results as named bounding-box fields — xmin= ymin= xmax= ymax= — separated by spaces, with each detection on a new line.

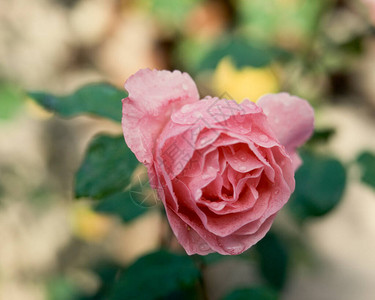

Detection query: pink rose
xmin=122 ymin=69 xmax=314 ymax=255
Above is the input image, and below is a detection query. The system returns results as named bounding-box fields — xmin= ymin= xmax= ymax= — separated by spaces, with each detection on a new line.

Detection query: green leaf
xmin=143 ymin=0 xmax=202 ymax=29
xmin=289 ymin=151 xmax=347 ymax=220
xmin=199 ymin=37 xmax=290 ymax=71
xmin=255 ymin=232 xmax=288 ymax=291
xmin=222 ymin=286 xmax=278 ymax=300
xmin=108 ymin=250 xmax=201 ymax=300
xmin=94 ymin=191 xmax=148 ymax=223
xmin=28 ymin=83 xmax=126 ymax=122
xmin=0 ymin=82 xmax=25 ymax=120
xmin=307 ymin=128 xmax=336 ymax=145
xmin=46 ymin=276 xmax=79 ymax=300
xmin=78 ymin=263 xmax=125 ymax=300
xmin=357 ymin=151 xmax=375 ymax=189
xmin=174 ymin=38 xmax=214 ymax=75
xmin=75 ymin=135 xmax=139 ymax=199
xmin=195 ymin=252 xmax=226 ymax=265
xmin=237 ymin=0 xmax=326 ymax=44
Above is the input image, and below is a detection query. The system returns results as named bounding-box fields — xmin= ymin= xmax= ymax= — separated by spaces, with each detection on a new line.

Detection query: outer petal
xmin=257 ymin=93 xmax=314 ymax=168
xmin=122 ymin=69 xmax=199 ymax=165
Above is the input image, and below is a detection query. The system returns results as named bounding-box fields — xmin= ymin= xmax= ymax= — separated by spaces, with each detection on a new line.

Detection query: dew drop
xmin=200 ymin=138 xmax=207 ymax=146
xmin=202 ymin=173 xmax=211 ymax=180
xmin=223 ymin=243 xmax=245 ymax=255
xmin=193 ymin=111 xmax=202 ymax=118
xmin=274 ymin=189 xmax=280 ymax=195
xmin=182 ymin=83 xmax=188 ymax=91
xmin=199 ymin=243 xmax=210 ymax=251
xmin=259 ymin=134 xmax=269 ymax=142
xmin=210 ymin=202 xmax=225 ymax=210
xmin=239 ymin=165 xmax=247 ymax=172
xmin=238 ymin=126 xmax=248 ymax=133
xmin=240 ymin=155 xmax=247 ymax=161
xmin=235 ymin=113 xmax=246 ymax=123
xmin=194 ymin=189 xmax=202 ymax=200
xmin=181 ymin=104 xmax=193 ymax=113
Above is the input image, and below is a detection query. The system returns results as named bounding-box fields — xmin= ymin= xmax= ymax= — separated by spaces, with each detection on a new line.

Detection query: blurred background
xmin=1 ymin=0 xmax=375 ymax=299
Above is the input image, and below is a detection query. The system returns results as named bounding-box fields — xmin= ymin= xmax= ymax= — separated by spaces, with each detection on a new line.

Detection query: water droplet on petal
xmin=210 ymin=202 xmax=225 ymax=210
xmin=199 ymin=243 xmax=210 ymax=251
xmin=240 ymin=155 xmax=247 ymax=161
xmin=235 ymin=113 xmax=246 ymax=123
xmin=193 ymin=111 xmax=202 ymax=118
xmin=238 ymin=126 xmax=248 ymax=133
xmin=223 ymin=243 xmax=245 ymax=255
xmin=194 ymin=189 xmax=202 ymax=200
xmin=182 ymin=83 xmax=188 ymax=91
xmin=181 ymin=104 xmax=193 ymax=113
xmin=239 ymin=165 xmax=247 ymax=172
xmin=259 ymin=134 xmax=269 ymax=142
xmin=202 ymin=173 xmax=211 ymax=180
xmin=274 ymin=189 xmax=280 ymax=195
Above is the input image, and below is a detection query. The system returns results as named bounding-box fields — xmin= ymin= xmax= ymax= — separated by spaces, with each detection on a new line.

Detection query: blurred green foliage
xmin=46 ymin=276 xmax=80 ymax=300
xmin=222 ymin=286 xmax=278 ymax=300
xmin=237 ymin=0 xmax=327 ymax=45
xmin=288 ymin=150 xmax=347 ymax=220
xmin=108 ymin=250 xmax=201 ymax=300
xmin=198 ymin=37 xmax=290 ymax=71
xmin=79 ymin=263 xmax=126 ymax=300
xmin=357 ymin=151 xmax=375 ymax=189
xmin=141 ymin=0 xmax=202 ymax=30
xmin=0 ymin=82 xmax=25 ymax=120
xmin=28 ymin=83 xmax=126 ymax=122
xmin=255 ymin=232 xmax=288 ymax=291
xmin=307 ymin=128 xmax=336 ymax=146
xmin=94 ymin=190 xmax=148 ymax=222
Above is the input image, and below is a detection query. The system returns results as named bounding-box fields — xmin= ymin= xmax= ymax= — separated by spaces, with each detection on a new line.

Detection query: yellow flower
xmin=212 ymin=56 xmax=279 ymax=103
xmin=71 ymin=203 xmax=112 ymax=243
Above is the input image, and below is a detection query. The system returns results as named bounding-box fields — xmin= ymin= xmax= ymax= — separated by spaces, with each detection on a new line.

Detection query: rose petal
xmin=257 ymin=93 xmax=314 ymax=168
xmin=122 ymin=69 xmax=199 ymax=165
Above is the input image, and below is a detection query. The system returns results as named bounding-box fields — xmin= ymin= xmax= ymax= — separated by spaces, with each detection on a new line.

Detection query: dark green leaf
xmin=28 ymin=83 xmax=126 ymax=122
xmin=108 ymin=250 xmax=201 ymax=300
xmin=289 ymin=151 xmax=347 ymax=220
xmin=340 ymin=35 xmax=364 ymax=54
xmin=75 ymin=135 xmax=139 ymax=199
xmin=255 ymin=232 xmax=288 ymax=291
xmin=222 ymin=286 xmax=278 ymax=300
xmin=78 ymin=263 xmax=125 ymax=300
xmin=307 ymin=128 xmax=336 ymax=145
xmin=196 ymin=252 xmax=226 ymax=265
xmin=94 ymin=191 xmax=148 ymax=223
xmin=199 ymin=37 xmax=290 ymax=71
xmin=357 ymin=151 xmax=375 ymax=189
